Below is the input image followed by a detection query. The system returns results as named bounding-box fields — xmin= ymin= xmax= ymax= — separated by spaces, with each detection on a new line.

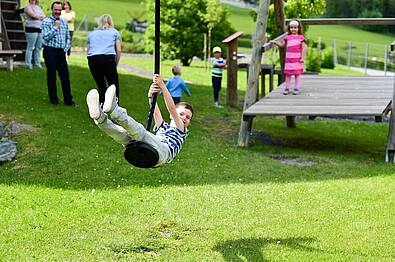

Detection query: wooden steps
xmin=0 ymin=0 xmax=26 ymax=61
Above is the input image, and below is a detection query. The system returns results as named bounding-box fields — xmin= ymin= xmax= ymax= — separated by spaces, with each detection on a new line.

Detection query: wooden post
xmin=274 ymin=0 xmax=286 ymax=81
xmin=203 ymin=33 xmax=207 ymax=71
xmin=333 ymin=39 xmax=338 ymax=65
xmin=223 ymin=32 xmax=243 ymax=107
xmin=364 ymin=43 xmax=369 ymax=75
xmin=238 ymin=0 xmax=270 ymax=147
xmin=347 ymin=41 xmax=352 ymax=68
xmin=385 ymin=72 xmax=395 ymax=162
xmin=286 ymin=116 xmax=296 ymax=128
xmin=384 ymin=45 xmax=388 ymax=76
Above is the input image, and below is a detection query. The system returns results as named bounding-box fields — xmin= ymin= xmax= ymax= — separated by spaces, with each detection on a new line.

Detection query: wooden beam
xmin=238 ymin=0 xmax=270 ymax=147
xmin=223 ymin=32 xmax=243 ymax=107
xmin=286 ymin=18 xmax=395 ymax=25
xmin=274 ymin=0 xmax=286 ymax=72
xmin=261 ymin=32 xmax=287 ymax=53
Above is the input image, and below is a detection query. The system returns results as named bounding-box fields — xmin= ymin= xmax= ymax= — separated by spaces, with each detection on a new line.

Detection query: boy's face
xmin=214 ymin=52 xmax=221 ymax=58
xmin=176 ymin=106 xmax=193 ymax=127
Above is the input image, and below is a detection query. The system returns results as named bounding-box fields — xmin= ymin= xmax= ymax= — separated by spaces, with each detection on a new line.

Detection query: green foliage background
xmin=143 ymin=0 xmax=234 ymax=66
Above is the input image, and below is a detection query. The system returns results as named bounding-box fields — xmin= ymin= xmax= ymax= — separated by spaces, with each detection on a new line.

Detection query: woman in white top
xmin=60 ymin=1 xmax=75 ymax=57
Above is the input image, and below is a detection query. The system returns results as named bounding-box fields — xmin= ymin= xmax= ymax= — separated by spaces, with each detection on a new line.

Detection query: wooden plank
xmin=243 ymin=75 xmax=393 ymax=118
xmin=286 ymin=18 xmax=395 ymax=25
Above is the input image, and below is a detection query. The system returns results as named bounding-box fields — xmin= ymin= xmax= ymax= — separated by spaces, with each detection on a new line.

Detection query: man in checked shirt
xmin=42 ymin=1 xmax=76 ymax=107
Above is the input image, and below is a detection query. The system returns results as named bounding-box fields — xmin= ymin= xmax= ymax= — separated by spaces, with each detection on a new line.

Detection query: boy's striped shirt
xmin=154 ymin=122 xmax=189 ymax=162
xmin=211 ymin=57 xmax=225 ymax=77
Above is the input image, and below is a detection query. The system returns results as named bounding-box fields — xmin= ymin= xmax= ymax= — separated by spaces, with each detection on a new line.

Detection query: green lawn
xmin=0 ymin=55 xmax=394 ymax=260
xmin=21 ymin=0 xmax=143 ymax=28
xmin=225 ymin=4 xmax=256 ymax=36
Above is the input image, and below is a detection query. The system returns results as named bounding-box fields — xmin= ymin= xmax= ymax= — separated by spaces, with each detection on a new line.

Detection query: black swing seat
xmin=124 ymin=140 xmax=159 ymax=168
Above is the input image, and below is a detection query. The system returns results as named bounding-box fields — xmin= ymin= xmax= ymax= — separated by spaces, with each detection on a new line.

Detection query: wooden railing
xmin=286 ymin=18 xmax=395 ymax=25
xmin=261 ymin=32 xmax=288 ymax=53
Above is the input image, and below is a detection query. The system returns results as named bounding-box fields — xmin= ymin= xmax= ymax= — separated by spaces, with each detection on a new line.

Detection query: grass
xmin=224 ymin=4 xmax=256 ymax=36
xmin=307 ymin=25 xmax=395 ymax=60
xmin=21 ymin=0 xmax=143 ymax=28
xmin=0 ymin=54 xmax=394 ymax=260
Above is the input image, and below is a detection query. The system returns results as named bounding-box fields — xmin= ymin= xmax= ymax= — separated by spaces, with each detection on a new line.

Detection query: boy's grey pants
xmin=95 ymin=106 xmax=170 ymax=166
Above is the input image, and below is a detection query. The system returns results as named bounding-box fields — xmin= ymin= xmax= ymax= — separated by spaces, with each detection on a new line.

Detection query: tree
xmin=251 ymin=0 xmax=326 ymax=38
xmin=144 ymin=0 xmax=234 ymax=66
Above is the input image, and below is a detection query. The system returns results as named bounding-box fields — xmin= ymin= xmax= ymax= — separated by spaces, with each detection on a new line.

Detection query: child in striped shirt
xmin=86 ymin=75 xmax=193 ymax=166
xmin=211 ymin=46 xmax=226 ymax=107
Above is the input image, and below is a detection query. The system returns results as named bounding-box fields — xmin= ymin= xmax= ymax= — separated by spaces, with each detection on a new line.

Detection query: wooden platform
xmin=244 ymin=75 xmax=394 ymax=117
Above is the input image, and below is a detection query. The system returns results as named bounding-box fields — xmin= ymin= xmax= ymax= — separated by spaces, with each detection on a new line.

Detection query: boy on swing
xmin=86 ymin=74 xmax=193 ymax=166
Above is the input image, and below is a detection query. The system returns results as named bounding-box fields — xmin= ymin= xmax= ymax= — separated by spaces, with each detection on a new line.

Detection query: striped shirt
xmin=211 ymin=57 xmax=225 ymax=77
xmin=42 ymin=15 xmax=71 ymax=52
xmin=284 ymin=34 xmax=304 ymax=75
xmin=154 ymin=122 xmax=189 ymax=163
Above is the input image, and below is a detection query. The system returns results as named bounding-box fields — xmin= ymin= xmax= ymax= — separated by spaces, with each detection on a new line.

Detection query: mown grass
xmin=21 ymin=0 xmax=143 ymax=28
xmin=0 ymin=54 xmax=394 ymax=260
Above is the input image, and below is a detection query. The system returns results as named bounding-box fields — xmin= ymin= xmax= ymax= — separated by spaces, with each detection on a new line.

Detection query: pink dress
xmin=284 ymin=34 xmax=304 ymax=75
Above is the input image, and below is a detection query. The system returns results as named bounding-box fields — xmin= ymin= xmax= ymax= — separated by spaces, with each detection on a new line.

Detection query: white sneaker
xmin=86 ymin=89 xmax=102 ymax=120
xmin=103 ymin=84 xmax=118 ymax=113
xmin=214 ymin=101 xmax=223 ymax=108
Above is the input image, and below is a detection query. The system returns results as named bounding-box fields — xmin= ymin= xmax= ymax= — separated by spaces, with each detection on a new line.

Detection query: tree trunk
xmin=274 ymin=0 xmax=286 ymax=75
xmin=238 ymin=0 xmax=271 ymax=146
xmin=181 ymin=57 xmax=191 ymax=66
xmin=207 ymin=29 xmax=211 ymax=72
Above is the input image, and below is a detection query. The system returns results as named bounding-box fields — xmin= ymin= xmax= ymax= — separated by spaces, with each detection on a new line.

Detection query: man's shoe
xmin=65 ymin=101 xmax=79 ymax=107
xmin=283 ymin=89 xmax=290 ymax=95
xmin=86 ymin=89 xmax=102 ymax=119
xmin=103 ymin=84 xmax=118 ymax=113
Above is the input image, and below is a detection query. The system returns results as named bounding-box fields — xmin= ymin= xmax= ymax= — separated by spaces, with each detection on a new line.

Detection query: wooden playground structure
xmin=0 ymin=0 xmax=27 ymax=71
xmin=233 ymin=0 xmax=395 ymax=162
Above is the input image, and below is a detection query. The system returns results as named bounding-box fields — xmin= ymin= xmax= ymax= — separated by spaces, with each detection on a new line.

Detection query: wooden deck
xmin=244 ymin=75 xmax=394 ymax=117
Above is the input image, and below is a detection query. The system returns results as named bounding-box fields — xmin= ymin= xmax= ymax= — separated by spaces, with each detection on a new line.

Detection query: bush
xmin=120 ymin=28 xmax=133 ymax=43
xmin=306 ymin=48 xmax=321 ymax=73
xmin=238 ymin=38 xmax=251 ymax=48
xmin=321 ymin=48 xmax=335 ymax=69
xmin=119 ymin=29 xmax=146 ymax=54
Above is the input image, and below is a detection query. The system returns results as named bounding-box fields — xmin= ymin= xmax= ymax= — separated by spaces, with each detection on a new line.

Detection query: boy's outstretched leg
xmin=87 ymin=89 xmax=106 ymax=123
xmin=86 ymin=88 xmax=131 ymax=145
xmin=103 ymin=85 xmax=147 ymax=141
xmin=103 ymin=84 xmax=118 ymax=114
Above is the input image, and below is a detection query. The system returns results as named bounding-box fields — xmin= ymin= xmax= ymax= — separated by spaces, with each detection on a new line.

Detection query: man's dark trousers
xmin=43 ymin=46 xmax=73 ymax=105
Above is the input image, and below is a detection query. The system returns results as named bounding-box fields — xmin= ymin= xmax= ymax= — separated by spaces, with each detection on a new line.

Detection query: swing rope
xmin=145 ymin=0 xmax=160 ymax=131
xmin=123 ymin=0 xmax=161 ymax=168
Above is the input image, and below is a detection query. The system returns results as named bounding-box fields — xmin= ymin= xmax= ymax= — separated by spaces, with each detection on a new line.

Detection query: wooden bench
xmin=0 ymin=50 xmax=23 ymax=71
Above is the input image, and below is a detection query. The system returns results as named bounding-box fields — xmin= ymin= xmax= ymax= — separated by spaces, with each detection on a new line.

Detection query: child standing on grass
xmin=211 ymin=46 xmax=226 ymax=107
xmin=86 ymin=75 xmax=193 ymax=167
xmin=271 ymin=20 xmax=305 ymax=95
xmin=166 ymin=64 xmax=191 ymax=104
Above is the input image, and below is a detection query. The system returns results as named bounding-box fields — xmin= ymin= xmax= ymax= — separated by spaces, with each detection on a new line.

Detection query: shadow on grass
xmin=213 ymin=237 xmax=319 ymax=261
xmin=1 ymin=65 xmax=395 ymax=190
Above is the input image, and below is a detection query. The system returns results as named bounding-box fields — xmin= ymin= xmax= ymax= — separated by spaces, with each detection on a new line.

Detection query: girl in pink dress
xmin=272 ymin=20 xmax=306 ymax=95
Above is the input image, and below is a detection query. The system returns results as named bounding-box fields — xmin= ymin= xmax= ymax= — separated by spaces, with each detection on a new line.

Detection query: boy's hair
xmin=287 ymin=19 xmax=303 ymax=34
xmin=176 ymin=102 xmax=194 ymax=117
xmin=172 ymin=64 xmax=182 ymax=75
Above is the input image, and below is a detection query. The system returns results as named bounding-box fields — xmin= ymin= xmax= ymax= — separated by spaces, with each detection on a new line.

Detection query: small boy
xmin=86 ymin=75 xmax=193 ymax=167
xmin=211 ymin=46 xmax=226 ymax=108
xmin=166 ymin=64 xmax=191 ymax=104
